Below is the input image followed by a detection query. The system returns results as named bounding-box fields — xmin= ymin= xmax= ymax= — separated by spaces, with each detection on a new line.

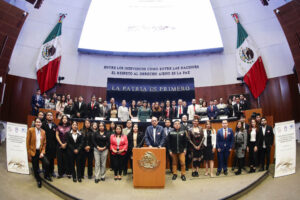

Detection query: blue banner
xmin=107 ymin=78 xmax=195 ymax=104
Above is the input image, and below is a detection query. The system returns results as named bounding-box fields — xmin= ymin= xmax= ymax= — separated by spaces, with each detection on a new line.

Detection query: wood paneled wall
xmin=0 ymin=74 xmax=299 ymax=124
xmin=275 ymin=1 xmax=300 ymax=82
xmin=0 ymin=1 xmax=27 ymax=105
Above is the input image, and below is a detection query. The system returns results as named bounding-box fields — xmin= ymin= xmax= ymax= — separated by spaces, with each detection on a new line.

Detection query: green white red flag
xmin=232 ymin=13 xmax=268 ymax=99
xmin=36 ymin=14 xmax=65 ymax=93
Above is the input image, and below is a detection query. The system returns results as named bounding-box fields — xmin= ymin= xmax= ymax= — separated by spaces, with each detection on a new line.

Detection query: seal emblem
xmin=138 ymin=151 xmax=160 ymax=169
xmin=239 ymin=47 xmax=254 ymax=64
xmin=42 ymin=45 xmax=56 ymax=60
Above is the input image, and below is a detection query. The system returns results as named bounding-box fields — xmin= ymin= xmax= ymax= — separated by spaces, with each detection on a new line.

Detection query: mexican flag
xmin=233 ymin=13 xmax=268 ymax=99
xmin=36 ymin=15 xmax=65 ymax=93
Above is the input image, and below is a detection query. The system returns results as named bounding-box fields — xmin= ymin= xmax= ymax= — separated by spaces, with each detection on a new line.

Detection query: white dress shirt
xmin=262 ymin=126 xmax=266 ymax=148
xmin=35 ymin=128 xmax=41 ymax=150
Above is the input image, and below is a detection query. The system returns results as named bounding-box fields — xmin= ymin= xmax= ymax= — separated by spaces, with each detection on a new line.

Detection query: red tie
xmin=92 ymin=103 xmax=94 ymax=109
xmin=211 ymin=106 xmax=213 ymax=111
xmin=224 ymin=129 xmax=227 ymax=140
xmin=179 ymin=106 xmax=182 ymax=114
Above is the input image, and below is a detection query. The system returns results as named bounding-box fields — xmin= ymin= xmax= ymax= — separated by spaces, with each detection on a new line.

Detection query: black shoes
xmin=172 ymin=174 xmax=177 ymax=180
xmin=181 ymin=175 xmax=186 ymax=181
xmin=37 ymin=181 xmax=42 ymax=188
xmin=57 ymin=175 xmax=63 ymax=179
xmin=192 ymin=172 xmax=196 ymax=177
xmin=231 ymin=167 xmax=235 ymax=171
xmin=224 ymin=171 xmax=228 ymax=175
xmin=235 ymin=170 xmax=241 ymax=175
xmin=95 ymin=179 xmax=99 ymax=183
xmin=101 ymin=178 xmax=105 ymax=181
xmin=78 ymin=178 xmax=82 ymax=182
xmin=45 ymin=176 xmax=52 ymax=182
xmin=73 ymin=178 xmax=77 ymax=182
xmin=216 ymin=171 xmax=221 ymax=176
xmin=52 ymin=173 xmax=57 ymax=178
xmin=249 ymin=168 xmax=256 ymax=173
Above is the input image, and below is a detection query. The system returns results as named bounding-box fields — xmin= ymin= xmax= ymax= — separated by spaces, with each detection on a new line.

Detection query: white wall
xmin=8 ymin=0 xmax=294 ymax=87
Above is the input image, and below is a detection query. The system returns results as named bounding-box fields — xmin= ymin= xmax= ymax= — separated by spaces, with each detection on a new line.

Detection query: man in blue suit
xmin=216 ymin=120 xmax=234 ymax=176
xmin=31 ymin=89 xmax=45 ymax=116
xmin=207 ymin=100 xmax=218 ymax=120
xmin=145 ymin=117 xmax=166 ymax=147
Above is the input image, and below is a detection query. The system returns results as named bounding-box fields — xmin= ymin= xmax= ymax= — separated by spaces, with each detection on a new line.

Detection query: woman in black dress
xmin=203 ymin=120 xmax=216 ymax=177
xmin=189 ymin=118 xmax=204 ymax=177
xmin=129 ymin=100 xmax=138 ymax=119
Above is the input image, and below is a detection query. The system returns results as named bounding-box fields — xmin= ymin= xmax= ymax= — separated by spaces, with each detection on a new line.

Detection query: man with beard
xmin=42 ymin=112 xmax=57 ymax=180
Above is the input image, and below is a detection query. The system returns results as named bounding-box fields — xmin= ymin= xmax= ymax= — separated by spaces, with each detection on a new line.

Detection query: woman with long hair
xmin=80 ymin=119 xmax=93 ymax=179
xmin=67 ymin=121 xmax=84 ymax=182
xmin=110 ymin=125 xmax=128 ymax=180
xmin=93 ymin=122 xmax=109 ymax=183
xmin=203 ymin=120 xmax=216 ymax=177
xmin=127 ymin=123 xmax=145 ymax=173
xmin=189 ymin=118 xmax=204 ymax=177
xmin=56 ymin=115 xmax=71 ymax=178
xmin=247 ymin=119 xmax=260 ymax=173
xmin=234 ymin=120 xmax=247 ymax=175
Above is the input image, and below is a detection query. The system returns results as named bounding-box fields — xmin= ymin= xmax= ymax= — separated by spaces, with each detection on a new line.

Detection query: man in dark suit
xmin=169 ymin=100 xmax=177 ymax=120
xmin=176 ymin=99 xmax=187 ymax=119
xmin=233 ymin=97 xmax=245 ymax=118
xmin=145 ymin=117 xmax=166 ymax=147
xmin=73 ymin=96 xmax=86 ymax=118
xmin=41 ymin=112 xmax=57 ymax=180
xmin=258 ymin=117 xmax=274 ymax=171
xmin=87 ymin=95 xmax=100 ymax=119
xmin=216 ymin=120 xmax=234 ymax=176
xmin=207 ymin=100 xmax=218 ymax=120
xmin=31 ymin=89 xmax=44 ymax=116
xmin=239 ymin=94 xmax=249 ymax=110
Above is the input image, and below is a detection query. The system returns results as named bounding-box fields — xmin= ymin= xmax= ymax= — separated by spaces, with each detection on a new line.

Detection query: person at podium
xmin=145 ymin=117 xmax=165 ymax=148
xmin=167 ymin=120 xmax=187 ymax=181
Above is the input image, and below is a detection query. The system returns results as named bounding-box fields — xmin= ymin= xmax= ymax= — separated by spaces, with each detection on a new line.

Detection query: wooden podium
xmin=132 ymin=147 xmax=166 ymax=188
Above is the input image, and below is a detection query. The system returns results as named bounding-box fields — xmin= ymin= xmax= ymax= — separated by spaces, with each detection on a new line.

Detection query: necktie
xmin=179 ymin=106 xmax=182 ymax=114
xmin=92 ymin=103 xmax=94 ymax=109
xmin=224 ymin=129 xmax=227 ymax=140
xmin=211 ymin=106 xmax=213 ymax=111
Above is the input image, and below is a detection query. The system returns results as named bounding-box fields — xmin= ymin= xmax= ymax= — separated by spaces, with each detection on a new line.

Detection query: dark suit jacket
xmin=127 ymin=131 xmax=145 ymax=153
xmin=258 ymin=125 xmax=274 ymax=149
xmin=67 ymin=132 xmax=84 ymax=154
xmin=145 ymin=125 xmax=166 ymax=147
xmin=170 ymin=106 xmax=178 ymax=119
xmin=64 ymin=105 xmax=75 ymax=118
xmin=247 ymin=129 xmax=261 ymax=147
xmin=216 ymin=128 xmax=234 ymax=151
xmin=73 ymin=102 xmax=86 ymax=118
xmin=41 ymin=122 xmax=57 ymax=158
xmin=176 ymin=106 xmax=187 ymax=119
xmin=233 ymin=103 xmax=245 ymax=118
xmin=207 ymin=105 xmax=218 ymax=119
xmin=31 ymin=95 xmax=44 ymax=115
xmin=87 ymin=102 xmax=100 ymax=119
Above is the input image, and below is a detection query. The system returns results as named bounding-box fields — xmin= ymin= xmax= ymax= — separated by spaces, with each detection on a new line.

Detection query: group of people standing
xmin=31 ymin=89 xmax=250 ymax=122
xmin=27 ymin=109 xmax=274 ymax=188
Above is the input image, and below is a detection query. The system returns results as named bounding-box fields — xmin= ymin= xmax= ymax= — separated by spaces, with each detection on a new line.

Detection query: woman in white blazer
xmin=203 ymin=120 xmax=216 ymax=177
